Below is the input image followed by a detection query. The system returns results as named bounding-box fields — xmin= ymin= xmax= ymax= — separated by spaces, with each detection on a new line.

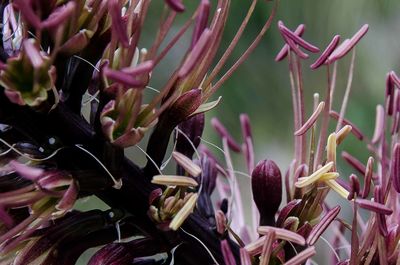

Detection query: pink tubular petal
xmin=307 ymin=206 xmax=340 ymax=245
xmin=310 ymin=35 xmax=341 ymax=69
xmin=56 ymin=181 xmax=78 ymax=211
xmin=258 ymin=226 xmax=305 ymax=246
xmin=211 ymin=117 xmax=241 ymax=152
xmin=275 ymin=24 xmax=305 ymax=62
xmin=104 ymin=67 xmax=145 ymax=87
xmin=284 ymin=246 xmax=316 ymax=265
xmin=240 ymin=248 xmax=251 ymax=265
xmin=191 ymin=0 xmax=210 ymax=48
xmin=278 ymin=21 xmax=319 ymax=53
xmin=294 ymin=101 xmax=325 ymax=136
xmin=281 ymin=33 xmax=309 ymax=59
xmin=348 ymin=174 xmax=360 ymax=200
xmin=23 ymin=40 xmax=44 ymax=69
xmin=390 ymin=71 xmax=400 ymax=88
xmin=121 ymin=61 xmax=154 ymax=76
xmin=165 ymin=0 xmax=185 ymax=12
xmin=178 ymin=29 xmax=211 ymax=78
xmin=109 ymin=0 xmax=129 ymax=47
xmin=221 ymin=239 xmax=236 ymax=265
xmin=357 ymin=198 xmax=393 ymax=215
xmin=374 ymin=186 xmax=388 ymax=237
xmin=386 ymin=72 xmax=395 ymax=115
xmin=362 ymin=157 xmax=374 ymax=198
xmin=4 ymin=90 xmax=25 ymax=105
xmin=330 ymin=111 xmax=364 ymax=140
xmin=371 ymin=105 xmax=384 ymax=144
xmin=41 ymin=2 xmax=76 ymax=28
xmin=392 ymin=143 xmax=400 ymax=193
xmin=260 ymin=231 xmax=275 ymax=265
xmin=9 ymin=161 xmax=44 ymax=181
xmin=328 ymin=24 xmax=369 ymax=62
xmin=13 ymin=0 xmax=42 ymax=29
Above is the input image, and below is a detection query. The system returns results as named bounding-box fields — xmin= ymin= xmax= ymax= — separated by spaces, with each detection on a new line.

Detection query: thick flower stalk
xmin=0 ymin=0 xmax=279 ymax=264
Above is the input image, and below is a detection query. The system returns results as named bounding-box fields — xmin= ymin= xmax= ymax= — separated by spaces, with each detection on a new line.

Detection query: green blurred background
xmin=144 ymin=0 xmax=400 ymax=170
xmin=80 ymin=1 xmax=400 ymax=263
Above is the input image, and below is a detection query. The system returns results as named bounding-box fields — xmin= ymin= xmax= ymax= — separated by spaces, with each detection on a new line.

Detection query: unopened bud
xmin=251 ymin=159 xmax=282 ymax=226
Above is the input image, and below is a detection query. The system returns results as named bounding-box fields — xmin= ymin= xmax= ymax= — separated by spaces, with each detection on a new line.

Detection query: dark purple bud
xmin=251 ymin=159 xmax=282 ymax=226
xmin=211 ymin=118 xmax=241 ymax=152
xmin=196 ymin=155 xmax=218 ymax=223
xmin=176 ymin=113 xmax=205 ymax=158
xmin=391 ymin=143 xmax=400 ymax=193
xmin=169 ymin=89 xmax=203 ymax=122
xmin=165 ymin=0 xmax=185 ymax=12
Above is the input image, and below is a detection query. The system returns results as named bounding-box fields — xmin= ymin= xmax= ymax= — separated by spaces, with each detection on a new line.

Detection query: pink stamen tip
xmin=165 ymin=0 xmax=185 ymax=12
xmin=310 ymin=35 xmax=341 ymax=69
xmin=278 ymin=21 xmax=320 ymax=53
xmin=275 ymin=24 xmax=305 ymax=62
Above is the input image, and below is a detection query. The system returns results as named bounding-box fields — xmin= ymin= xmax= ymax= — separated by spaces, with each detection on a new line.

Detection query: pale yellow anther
xmin=327 ymin=133 xmax=337 ymax=166
xmin=336 ymin=125 xmax=352 ymax=145
xmin=172 ymin=151 xmax=202 ymax=177
xmin=152 ymin=175 xmax=198 ymax=187
xmin=317 ymin=172 xmax=339 ymax=181
xmin=325 ymin=179 xmax=350 ymax=199
xmin=295 ymin=162 xmax=334 ymax=188
xmin=169 ymin=193 xmax=198 ymax=230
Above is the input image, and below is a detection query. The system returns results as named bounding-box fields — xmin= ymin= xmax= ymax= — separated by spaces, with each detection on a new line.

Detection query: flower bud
xmin=251 ymin=159 xmax=282 ymax=226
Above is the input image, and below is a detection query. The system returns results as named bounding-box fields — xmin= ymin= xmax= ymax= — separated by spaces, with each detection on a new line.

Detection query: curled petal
xmin=307 ymin=206 xmax=340 ymax=245
xmin=294 ymin=101 xmax=325 ymax=136
xmin=211 ymin=117 xmax=241 ymax=152
xmin=357 ymin=198 xmax=393 ymax=215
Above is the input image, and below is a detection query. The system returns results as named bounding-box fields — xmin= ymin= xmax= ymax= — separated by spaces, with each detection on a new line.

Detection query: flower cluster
xmin=0 ymin=0 xmax=399 ymax=265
